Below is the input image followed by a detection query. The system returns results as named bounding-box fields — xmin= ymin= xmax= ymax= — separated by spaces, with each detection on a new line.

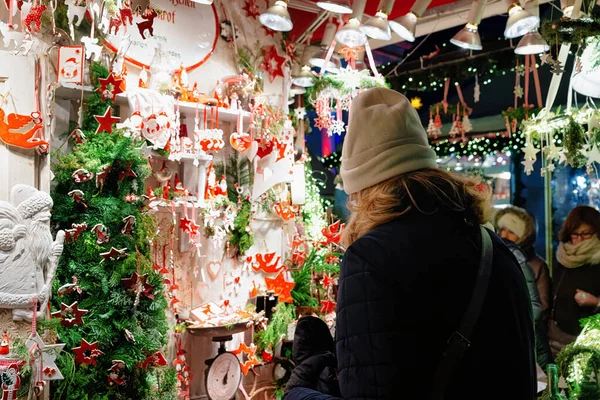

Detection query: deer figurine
xmin=119 ymin=0 xmax=133 ymax=26
xmin=109 ymin=15 xmax=122 ymax=35
xmin=65 ymin=0 xmax=87 ymax=39
xmin=136 ymin=5 xmax=157 ymax=40
xmin=0 ymin=22 xmax=24 ymax=50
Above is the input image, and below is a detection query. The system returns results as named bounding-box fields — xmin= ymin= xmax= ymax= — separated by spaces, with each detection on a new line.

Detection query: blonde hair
xmin=341 ymin=169 xmax=492 ymax=247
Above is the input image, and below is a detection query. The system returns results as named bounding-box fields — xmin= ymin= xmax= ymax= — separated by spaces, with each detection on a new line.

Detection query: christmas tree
xmin=50 ymin=63 xmax=176 ymax=399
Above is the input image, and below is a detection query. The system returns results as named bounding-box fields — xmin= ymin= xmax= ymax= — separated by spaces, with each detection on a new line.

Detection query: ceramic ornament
xmin=0 ymin=22 xmax=25 ymax=51
xmin=64 ymin=0 xmax=87 ymax=39
xmin=107 ymin=360 xmax=127 ymax=386
xmin=57 ymin=46 xmax=84 ymax=84
xmin=51 ymin=301 xmax=88 ymax=327
xmin=72 ymin=339 xmax=104 ymax=366
xmin=23 ymin=3 xmax=46 ymax=34
xmin=81 ymin=36 xmax=102 ymax=61
xmin=26 ymin=333 xmax=65 ymax=381
xmin=0 ymin=186 xmax=65 ymax=321
xmin=0 ymin=107 xmax=47 ymax=150
xmin=14 ymin=32 xmax=34 ymax=56
xmin=0 ymin=363 xmax=21 ymax=399
xmin=94 ymin=106 xmax=120 ymax=134
xmin=64 ymin=222 xmax=87 ymax=243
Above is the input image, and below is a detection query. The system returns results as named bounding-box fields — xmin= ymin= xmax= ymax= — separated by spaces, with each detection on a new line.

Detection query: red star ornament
xmin=320 ymin=300 xmax=336 ymax=314
xmin=121 ymin=272 xmax=155 ymax=300
xmin=72 ymin=339 xmax=104 ymax=366
xmin=242 ymin=0 xmax=259 ymax=19
xmin=100 ymin=247 xmax=128 ymax=262
xmin=97 ymin=72 xmax=124 ymax=101
xmin=51 ymin=301 xmax=88 ymax=327
xmin=94 ymin=107 xmax=120 ymax=134
xmin=232 ymin=343 xmax=259 ymax=375
xmin=321 ymin=274 xmax=335 ymax=288
xmin=261 ymin=45 xmax=286 ymax=82
xmin=264 ymin=271 xmax=295 ymax=303
xmin=261 ymin=25 xmax=276 ymax=38
xmin=139 ymin=351 xmax=168 ymax=369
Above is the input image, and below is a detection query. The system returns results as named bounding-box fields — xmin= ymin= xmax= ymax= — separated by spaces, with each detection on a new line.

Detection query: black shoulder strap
xmin=431 ymin=226 xmax=494 ymax=400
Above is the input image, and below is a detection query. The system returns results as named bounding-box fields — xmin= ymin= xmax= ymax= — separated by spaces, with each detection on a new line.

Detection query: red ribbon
xmin=455 ymin=83 xmax=472 ymax=114
xmin=524 ymin=55 xmax=530 ymax=107
xmin=442 ymin=79 xmax=450 ymax=113
xmin=530 ymin=54 xmax=543 ymax=108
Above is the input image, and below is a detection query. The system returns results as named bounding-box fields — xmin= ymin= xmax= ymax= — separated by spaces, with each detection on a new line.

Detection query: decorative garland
xmin=548 ymin=314 xmax=600 ymax=400
xmin=387 ymin=47 xmax=520 ymax=93
xmin=521 ymin=107 xmax=600 ymax=174
xmin=541 ymin=17 xmax=600 ymax=49
xmin=229 ymin=198 xmax=254 ymax=256
xmin=303 ymin=72 xmax=389 ymax=111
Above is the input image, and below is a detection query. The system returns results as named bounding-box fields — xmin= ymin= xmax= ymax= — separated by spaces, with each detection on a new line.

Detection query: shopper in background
xmin=496 ymin=234 xmax=551 ymax=369
xmin=494 ymin=208 xmax=552 ymax=369
xmin=495 ymin=207 xmax=551 ymax=320
xmin=284 ymin=88 xmax=536 ymax=400
xmin=550 ymin=205 xmax=600 ymax=357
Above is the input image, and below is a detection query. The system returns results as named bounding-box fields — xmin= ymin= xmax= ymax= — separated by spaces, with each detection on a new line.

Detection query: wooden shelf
xmin=55 ymin=83 xmax=251 ymax=123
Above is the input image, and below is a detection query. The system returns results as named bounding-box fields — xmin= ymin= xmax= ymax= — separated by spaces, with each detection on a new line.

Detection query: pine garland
xmin=229 ymin=199 xmax=254 ymax=256
xmin=551 ymin=314 xmax=600 ymax=400
xmin=255 ymin=303 xmax=296 ymax=354
xmin=541 ymin=17 xmax=600 ymax=48
xmin=50 ymin=63 xmax=176 ymax=399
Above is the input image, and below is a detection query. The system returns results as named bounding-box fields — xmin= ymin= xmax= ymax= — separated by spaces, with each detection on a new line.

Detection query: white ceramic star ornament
xmin=26 ymin=333 xmax=65 ymax=381
xmin=522 ymin=141 xmax=540 ymax=161
xmin=587 ymin=144 xmax=600 ymax=165
xmin=522 ymin=159 xmax=535 ymax=175
xmin=544 ymin=141 xmax=562 ymax=161
xmin=295 ymin=107 xmax=306 ymax=119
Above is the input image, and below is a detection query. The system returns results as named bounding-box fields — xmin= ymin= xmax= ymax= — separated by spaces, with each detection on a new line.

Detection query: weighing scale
xmin=187 ymin=321 xmax=249 ymax=400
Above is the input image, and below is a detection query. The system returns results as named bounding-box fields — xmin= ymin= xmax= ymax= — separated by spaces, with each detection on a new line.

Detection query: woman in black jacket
xmin=549 ymin=205 xmax=600 ymax=357
xmin=285 ymin=88 xmax=536 ymax=400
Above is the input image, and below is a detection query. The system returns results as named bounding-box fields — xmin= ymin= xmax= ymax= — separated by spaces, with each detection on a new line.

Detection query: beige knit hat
xmin=497 ymin=212 xmax=527 ymax=241
xmin=340 ymin=87 xmax=438 ymax=195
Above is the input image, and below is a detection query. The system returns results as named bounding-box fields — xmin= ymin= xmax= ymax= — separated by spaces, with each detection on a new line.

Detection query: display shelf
xmin=151 ymin=151 xmax=213 ymax=163
xmin=55 ymin=83 xmax=250 ymax=123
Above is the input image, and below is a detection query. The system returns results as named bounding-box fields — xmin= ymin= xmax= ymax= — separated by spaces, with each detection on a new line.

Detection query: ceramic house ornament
xmin=0 ymin=185 xmax=65 ymax=321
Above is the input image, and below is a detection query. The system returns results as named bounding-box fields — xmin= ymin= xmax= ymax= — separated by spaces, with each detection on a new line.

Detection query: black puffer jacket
xmin=285 ymin=316 xmax=341 ymax=397
xmin=335 ymin=211 xmax=536 ymax=399
xmin=502 ymin=240 xmax=551 ymax=369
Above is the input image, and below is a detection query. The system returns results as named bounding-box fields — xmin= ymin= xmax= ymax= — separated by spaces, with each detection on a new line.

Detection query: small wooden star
xmin=242 ymin=0 xmax=260 ymax=19
xmin=72 ymin=339 xmax=104 ymax=366
xmin=320 ymin=300 xmax=336 ymax=314
xmin=262 ymin=24 xmax=276 ymax=37
xmin=100 ymin=247 xmax=128 ymax=262
xmin=232 ymin=343 xmax=259 ymax=375
xmin=94 ymin=107 xmax=121 ymax=134
xmin=51 ymin=301 xmax=88 ymax=327
xmin=97 ymin=72 xmax=124 ymax=101
xmin=121 ymin=272 xmax=154 ymax=300
xmin=264 ymin=271 xmax=295 ymax=303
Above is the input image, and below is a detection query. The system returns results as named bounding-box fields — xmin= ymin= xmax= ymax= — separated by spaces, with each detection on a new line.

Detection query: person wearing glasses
xmin=549 ymin=205 xmax=600 ymax=356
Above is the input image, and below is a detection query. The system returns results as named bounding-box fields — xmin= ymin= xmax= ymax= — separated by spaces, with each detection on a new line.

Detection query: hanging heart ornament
xmin=230 ymin=131 xmax=252 ymax=153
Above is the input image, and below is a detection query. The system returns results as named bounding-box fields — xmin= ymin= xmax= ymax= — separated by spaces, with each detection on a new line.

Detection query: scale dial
xmin=206 ymin=352 xmax=242 ymax=400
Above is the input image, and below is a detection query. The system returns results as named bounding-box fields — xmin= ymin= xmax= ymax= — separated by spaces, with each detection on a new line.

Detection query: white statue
xmin=0 ymin=185 xmax=65 ymax=321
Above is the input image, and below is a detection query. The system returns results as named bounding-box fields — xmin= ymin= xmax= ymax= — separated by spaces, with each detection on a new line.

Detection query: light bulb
xmin=259 ymin=0 xmax=293 ymax=32
xmin=335 ymin=18 xmax=367 ymax=47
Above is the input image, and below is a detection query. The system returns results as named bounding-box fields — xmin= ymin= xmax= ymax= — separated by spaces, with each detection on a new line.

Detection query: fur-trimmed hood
xmin=494 ymin=206 xmax=537 ymax=251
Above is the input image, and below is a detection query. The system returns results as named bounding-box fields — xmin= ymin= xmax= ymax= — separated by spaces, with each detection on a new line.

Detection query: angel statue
xmin=0 ymin=185 xmax=64 ymax=321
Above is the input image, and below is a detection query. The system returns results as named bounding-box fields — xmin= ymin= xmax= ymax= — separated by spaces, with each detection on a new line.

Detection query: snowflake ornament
xmin=514 ymin=85 xmax=524 ymax=98
xmin=340 ymin=95 xmax=352 ymax=111
xmin=328 ymin=119 xmax=345 ymax=136
xmin=314 ymin=114 xmax=333 ymax=130
xmin=295 ymin=107 xmax=306 ymax=120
